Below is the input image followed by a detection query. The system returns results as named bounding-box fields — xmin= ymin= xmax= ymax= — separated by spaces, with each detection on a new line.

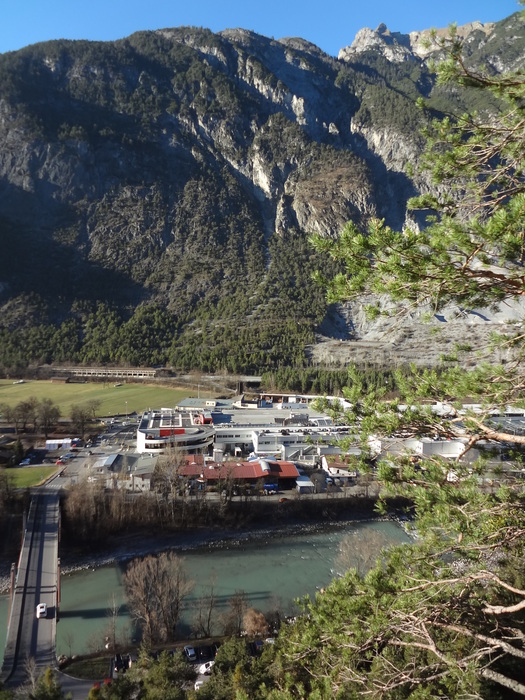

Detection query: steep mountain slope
xmin=0 ymin=13 xmax=523 ymax=373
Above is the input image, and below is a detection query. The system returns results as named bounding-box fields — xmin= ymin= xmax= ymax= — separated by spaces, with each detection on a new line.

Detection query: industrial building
xmin=135 ymin=399 xmax=354 ymax=465
xmin=136 ymin=408 xmax=214 ymax=454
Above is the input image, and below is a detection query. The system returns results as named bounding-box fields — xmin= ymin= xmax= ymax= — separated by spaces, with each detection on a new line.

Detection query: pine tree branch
xmin=480 ymin=668 xmax=525 ymax=696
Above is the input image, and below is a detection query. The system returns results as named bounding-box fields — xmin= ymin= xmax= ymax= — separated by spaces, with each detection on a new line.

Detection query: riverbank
xmin=63 ymin=518 xmax=418 ymax=591
xmin=0 ymin=495 xmax=415 ymax=594
xmin=54 ymin=518 xmax=413 ymax=659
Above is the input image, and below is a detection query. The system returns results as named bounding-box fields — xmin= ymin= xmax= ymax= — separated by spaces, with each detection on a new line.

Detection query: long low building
xmin=178 ymin=454 xmax=300 ymax=491
xmin=52 ymin=366 xmax=158 ymax=379
xmin=98 ymin=453 xmax=300 ymax=494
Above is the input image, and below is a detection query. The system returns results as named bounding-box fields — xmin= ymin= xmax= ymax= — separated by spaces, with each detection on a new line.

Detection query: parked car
xmin=36 ymin=603 xmax=47 ymax=619
xmin=19 ymin=458 xmax=31 ymax=466
xmin=183 ymin=645 xmax=197 ymax=662
xmin=198 ymin=660 xmax=215 ymax=675
xmin=198 ymin=645 xmax=214 ymax=660
xmin=114 ymin=654 xmax=131 ymax=673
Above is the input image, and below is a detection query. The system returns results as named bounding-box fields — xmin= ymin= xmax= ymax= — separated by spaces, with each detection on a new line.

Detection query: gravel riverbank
xmin=0 ymin=494 xmax=417 ymax=596
xmin=1 ymin=513 xmax=416 ymax=595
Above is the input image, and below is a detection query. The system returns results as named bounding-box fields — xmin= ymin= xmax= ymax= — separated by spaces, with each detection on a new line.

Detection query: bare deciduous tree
xmin=70 ymin=403 xmax=92 ymax=439
xmin=222 ymin=590 xmax=248 ymax=637
xmin=85 ymin=399 xmax=101 ymax=421
xmin=123 ymin=551 xmax=193 ymax=644
xmin=63 ymin=630 xmax=75 ymax=659
xmin=36 ymin=398 xmax=61 ymax=439
xmin=18 ymin=397 xmax=38 ymax=433
xmin=105 ymin=593 xmax=121 ymax=653
xmin=192 ymin=576 xmax=218 ymax=639
xmin=153 ymin=452 xmax=185 ymax=496
xmin=334 ymin=528 xmax=393 ymax=576
xmin=24 ymin=656 xmax=38 ymax=694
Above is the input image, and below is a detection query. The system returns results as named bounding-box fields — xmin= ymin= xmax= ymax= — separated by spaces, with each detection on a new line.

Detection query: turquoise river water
xmin=0 ymin=520 xmax=411 ymax=660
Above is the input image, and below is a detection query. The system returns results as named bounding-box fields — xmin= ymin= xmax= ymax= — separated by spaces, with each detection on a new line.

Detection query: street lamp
xmin=125 ymin=401 xmax=128 ymax=420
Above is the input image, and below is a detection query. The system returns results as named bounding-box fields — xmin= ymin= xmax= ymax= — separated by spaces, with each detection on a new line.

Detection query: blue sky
xmin=1 ymin=0 xmax=520 ymax=57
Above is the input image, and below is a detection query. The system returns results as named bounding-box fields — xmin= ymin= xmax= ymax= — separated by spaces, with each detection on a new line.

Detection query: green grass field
xmin=5 ymin=465 xmax=60 ymax=488
xmin=0 ymin=380 xmax=195 ymax=418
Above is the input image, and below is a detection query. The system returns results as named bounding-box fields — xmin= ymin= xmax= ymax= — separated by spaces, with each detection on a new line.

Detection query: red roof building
xmin=178 ymin=456 xmax=299 ymax=487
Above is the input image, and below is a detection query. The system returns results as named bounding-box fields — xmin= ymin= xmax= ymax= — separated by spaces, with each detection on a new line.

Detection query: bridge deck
xmin=1 ymin=493 xmax=59 ymax=687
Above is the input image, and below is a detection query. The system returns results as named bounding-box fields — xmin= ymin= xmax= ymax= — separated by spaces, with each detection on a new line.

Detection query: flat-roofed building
xmin=52 ymin=366 xmax=157 ymax=379
xmin=136 ymin=409 xmax=214 ymax=454
xmin=135 ymin=401 xmax=352 ymax=461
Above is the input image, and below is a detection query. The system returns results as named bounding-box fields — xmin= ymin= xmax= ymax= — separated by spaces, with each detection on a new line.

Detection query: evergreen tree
xmin=297 ymin=15 xmax=525 ymax=699
xmin=29 ymin=668 xmax=69 ymax=700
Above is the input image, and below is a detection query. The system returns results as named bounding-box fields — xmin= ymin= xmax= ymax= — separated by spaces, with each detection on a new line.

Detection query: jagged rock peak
xmin=339 ymin=19 xmax=496 ymax=63
xmin=408 ymin=20 xmax=496 ymax=58
xmin=338 ymin=23 xmax=415 ymax=63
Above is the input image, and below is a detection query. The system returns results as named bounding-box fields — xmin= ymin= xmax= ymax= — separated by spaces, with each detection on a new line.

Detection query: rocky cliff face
xmin=0 ymin=12 xmax=523 ymax=371
xmin=339 ymin=20 xmax=497 ymax=63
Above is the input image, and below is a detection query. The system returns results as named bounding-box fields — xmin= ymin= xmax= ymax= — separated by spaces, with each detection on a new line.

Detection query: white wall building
xmin=136 ymin=409 xmax=214 ymax=454
xmin=370 ymin=436 xmax=481 ymax=461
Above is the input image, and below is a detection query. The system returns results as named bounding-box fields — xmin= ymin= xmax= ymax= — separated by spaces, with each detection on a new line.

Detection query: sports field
xmin=0 ymin=380 xmax=197 ymax=418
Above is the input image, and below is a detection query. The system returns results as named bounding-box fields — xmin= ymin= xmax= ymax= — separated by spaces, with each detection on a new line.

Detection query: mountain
xmin=0 ymin=13 xmax=523 ymax=374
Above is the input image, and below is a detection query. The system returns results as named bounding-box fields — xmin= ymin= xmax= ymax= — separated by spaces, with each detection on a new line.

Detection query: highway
xmin=1 ymin=492 xmax=59 ymax=687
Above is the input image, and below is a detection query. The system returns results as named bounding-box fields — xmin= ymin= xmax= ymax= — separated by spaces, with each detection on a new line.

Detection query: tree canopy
xmin=13 ymin=20 xmax=525 ymax=700
xmin=143 ymin=18 xmax=525 ymax=698
xmin=298 ymin=18 xmax=525 ymax=699
xmin=311 ymin=16 xmax=525 ymax=457
xmin=123 ymin=552 xmax=193 ymax=644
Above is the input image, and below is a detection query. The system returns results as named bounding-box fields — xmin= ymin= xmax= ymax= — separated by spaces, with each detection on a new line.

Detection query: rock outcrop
xmin=339 ymin=19 xmax=497 ymax=63
xmin=0 ymin=11 xmax=523 ymax=370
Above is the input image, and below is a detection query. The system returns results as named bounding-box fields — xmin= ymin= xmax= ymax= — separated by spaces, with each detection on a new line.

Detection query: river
xmin=0 ymin=519 xmax=411 ymax=661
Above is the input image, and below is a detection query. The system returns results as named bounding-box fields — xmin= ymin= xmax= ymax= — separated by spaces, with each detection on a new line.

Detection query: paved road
xmin=2 ymin=493 xmax=59 ymax=688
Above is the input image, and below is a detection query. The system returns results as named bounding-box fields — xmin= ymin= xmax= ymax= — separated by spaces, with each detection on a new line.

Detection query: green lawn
xmin=61 ymin=655 xmax=112 ymax=681
xmin=0 ymin=380 xmax=194 ymax=418
xmin=5 ymin=465 xmax=60 ymax=488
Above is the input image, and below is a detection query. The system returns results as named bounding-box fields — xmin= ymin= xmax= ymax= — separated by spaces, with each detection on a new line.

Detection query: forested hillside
xmin=77 ymin=14 xmax=525 ymax=700
xmin=0 ymin=13 xmax=523 ymax=374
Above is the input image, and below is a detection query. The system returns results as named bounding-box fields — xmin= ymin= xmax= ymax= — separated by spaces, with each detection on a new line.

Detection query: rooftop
xmin=178 ymin=457 xmax=299 ymax=482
